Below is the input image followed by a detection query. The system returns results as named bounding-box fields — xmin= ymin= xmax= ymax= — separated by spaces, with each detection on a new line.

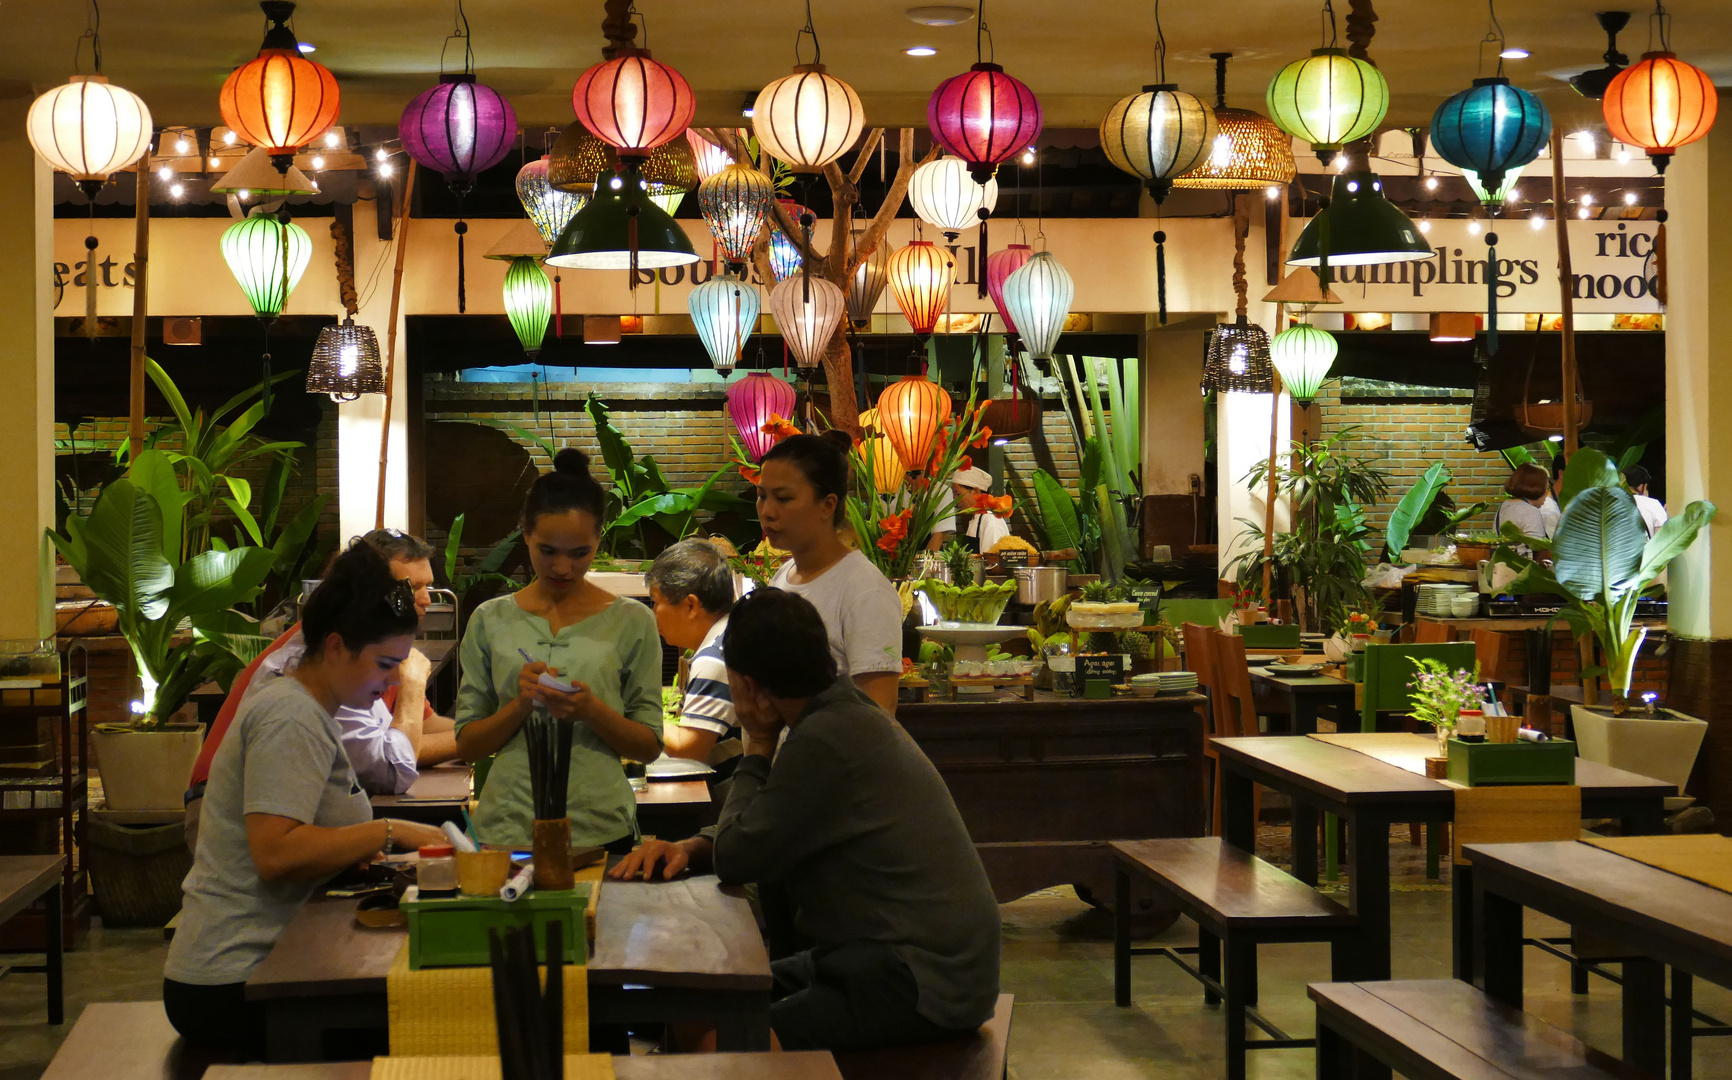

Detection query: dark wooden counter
xmin=897 ymin=690 xmax=1207 ymax=908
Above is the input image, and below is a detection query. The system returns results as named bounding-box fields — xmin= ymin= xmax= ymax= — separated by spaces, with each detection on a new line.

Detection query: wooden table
xmin=372 ymin=770 xmax=713 ymax=839
xmin=0 ymin=855 xmax=65 ymax=1024
xmin=635 ymin=779 xmax=714 ymax=841
xmin=589 ymin=875 xmax=772 ymax=1050
xmin=1211 ymin=734 xmax=1671 ymax=983
xmin=1246 ymin=660 xmax=1354 ymax=736
xmin=203 ymin=1052 xmax=843 ymax=1080
xmin=245 ymin=874 xmax=771 ymax=1061
xmin=1467 ymin=839 xmax=1732 ymax=1080
xmin=897 ymin=689 xmax=1207 ymax=908
xmin=192 ymin=640 xmax=459 ymax=728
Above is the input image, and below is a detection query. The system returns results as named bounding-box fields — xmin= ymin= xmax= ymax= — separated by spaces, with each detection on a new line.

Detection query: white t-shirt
xmin=966 ymin=512 xmax=1011 ymax=552
xmin=768 ymin=550 xmax=904 ymax=677
xmin=1635 ymin=494 xmax=1668 ymax=537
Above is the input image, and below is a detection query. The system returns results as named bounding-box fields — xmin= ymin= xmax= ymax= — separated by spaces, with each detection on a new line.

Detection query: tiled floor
xmin=0 ymin=838 xmax=1727 ymax=1080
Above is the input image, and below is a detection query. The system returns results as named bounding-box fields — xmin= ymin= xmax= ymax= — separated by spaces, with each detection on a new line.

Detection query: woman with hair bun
xmin=455 ymin=448 xmax=664 ymax=851
xmin=757 ymin=431 xmax=904 ymax=715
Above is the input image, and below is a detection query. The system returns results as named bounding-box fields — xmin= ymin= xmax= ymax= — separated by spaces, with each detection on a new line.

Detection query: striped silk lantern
xmin=727 ymin=372 xmax=797 ymax=461
xmin=868 ymin=435 xmax=906 ymax=495
xmin=686 ymin=129 xmax=738 ymax=181
xmin=1430 ymin=78 xmax=1550 ymax=198
xmin=887 ymin=240 xmax=955 ymax=337
xmin=571 ymin=50 xmax=695 ymax=159
xmin=769 ymin=275 xmax=845 ymax=370
xmin=877 ymin=374 xmax=954 ymax=470
xmin=1269 ymin=323 xmax=1338 ymax=405
xmin=928 ymin=63 xmax=1043 ymax=182
xmin=908 ymin=157 xmax=999 ymax=239
xmin=1099 ymin=85 xmax=1218 ymax=205
xmin=847 ymin=230 xmax=890 ymax=328
xmin=689 ymin=272 xmax=761 ymax=374
xmin=986 ymin=244 xmax=1033 ymax=333
xmin=699 ymin=164 xmax=775 ymax=265
xmin=753 ymin=64 xmax=864 ymax=171
xmin=1265 ymin=48 xmax=1388 ymax=163
xmin=27 ymin=76 xmax=152 ymax=196
xmin=219 ymin=1 xmax=340 ymax=168
xmin=1602 ymin=50 xmax=1719 ymax=173
xmin=221 ymin=210 xmax=312 ymax=320
xmin=502 ymin=256 xmax=553 ymax=359
xmin=1000 ymin=251 xmax=1073 ymax=361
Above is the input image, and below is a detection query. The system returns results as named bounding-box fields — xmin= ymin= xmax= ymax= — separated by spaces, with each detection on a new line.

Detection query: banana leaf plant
xmin=1493 ymin=447 xmax=1717 ymax=716
xmin=1384 ymin=462 xmax=1486 ymax=561
xmin=48 ymin=448 xmax=276 ymax=729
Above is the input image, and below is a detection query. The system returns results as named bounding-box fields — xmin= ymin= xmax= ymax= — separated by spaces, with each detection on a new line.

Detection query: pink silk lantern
xmin=986 ymin=244 xmax=1032 ymax=333
xmin=927 ymin=63 xmax=1043 ymax=183
xmin=571 ymin=50 xmax=695 ymax=160
xmin=728 ymin=372 xmax=797 ymax=462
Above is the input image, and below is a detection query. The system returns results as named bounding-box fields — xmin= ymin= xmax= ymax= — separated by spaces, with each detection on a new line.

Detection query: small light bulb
xmin=378 ymin=161 xmax=394 ymax=177
xmin=310 ymin=180 xmax=319 ymax=191
xmin=223 ymin=130 xmax=236 ymax=145
xmin=375 ymin=147 xmax=389 ymax=163
xmin=210 ymin=156 xmax=221 ymax=168
xmin=175 ymin=137 xmax=190 ymax=154
xmin=1529 ymin=213 xmax=1544 ymax=229
xmin=1576 ymin=131 xmax=1596 ymax=152
xmin=1332 ymin=154 xmax=1347 ymax=172
xmin=157 ymin=165 xmax=172 ymax=181
xmin=1617 ymin=147 xmax=1631 ymax=164
xmin=1021 ymin=147 xmax=1036 ymax=164
xmin=1468 ymin=220 xmax=1481 ymax=235
xmin=297 ymin=41 xmax=316 ymax=53
xmin=1577 ymin=206 xmax=1591 ymax=219
xmin=1547 ymin=434 xmax=1564 ymax=442
xmin=238 ymin=188 xmax=250 ymax=199
xmin=1581 ymin=193 xmax=1594 ymax=206
xmin=1424 ymin=176 xmax=1439 ymax=191
xmin=324 ymin=130 xmax=340 ymax=148
xmin=1265 ymin=185 xmax=1281 ymax=200
xmin=1506 ymin=187 xmax=1520 ymax=202
xmin=903 ymin=46 xmax=937 ymax=56
xmin=1418 ymin=219 xmax=1432 ymax=234
xmin=1623 ymin=190 xmax=1638 ymax=205
xmin=1499 ymin=47 xmax=1530 ymax=59
xmin=311 ymin=156 xmax=325 ymax=170
xmin=169 ymin=182 xmax=184 ymax=198
xmin=1346 ymin=180 xmax=1359 ymax=193
xmin=610 ymin=176 xmax=624 ymax=190
xmin=742 ymin=105 xmax=755 ymax=118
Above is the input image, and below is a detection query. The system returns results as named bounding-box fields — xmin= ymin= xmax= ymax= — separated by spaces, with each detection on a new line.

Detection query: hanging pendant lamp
xmin=219 ymin=1 xmax=339 ymax=170
xmin=500 ymin=256 xmax=553 ymax=359
xmin=1431 ymin=79 xmax=1550 ymax=197
xmin=1098 ymin=3 xmax=1217 ymax=206
xmin=887 ymin=239 xmax=955 ymax=337
xmin=222 ymin=208 xmax=312 ymax=413
xmin=27 ymin=76 xmax=152 ymax=196
xmin=571 ymin=49 xmax=695 ymax=159
xmin=1265 ymin=8 xmax=1389 ymax=166
xmin=847 ymin=230 xmax=890 ymax=328
xmin=1287 ymin=171 xmax=1434 ymax=271
xmin=307 ymin=318 xmax=386 ymax=401
xmin=908 ymin=157 xmax=999 ymax=240
xmin=1001 ymin=251 xmax=1072 ymax=361
xmin=1269 ymin=323 xmax=1338 ymax=405
xmin=1173 ymin=52 xmax=1296 ymax=190
xmin=877 ymin=374 xmax=954 ymax=470
xmin=985 ymin=244 xmax=1033 ymax=333
xmin=927 ymin=2 xmax=1042 ymax=183
xmin=699 ymin=164 xmax=775 ymax=265
xmin=547 ymin=159 xmax=699 ymax=271
xmin=1602 ymin=49 xmax=1718 ymax=173
xmin=690 ymin=272 xmax=761 ymax=374
xmin=728 ymin=372 xmax=797 ymax=461
xmin=769 ymin=275 xmax=845 ymax=369
xmin=752 ymin=3 xmax=864 ymax=173
xmin=1202 ymin=321 xmax=1273 ymax=393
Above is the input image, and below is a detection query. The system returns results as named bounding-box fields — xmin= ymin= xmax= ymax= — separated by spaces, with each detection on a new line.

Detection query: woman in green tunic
xmin=456 ymin=448 xmax=664 ymax=850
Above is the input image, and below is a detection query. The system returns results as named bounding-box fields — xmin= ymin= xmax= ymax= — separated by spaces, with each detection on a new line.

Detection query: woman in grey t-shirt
xmin=162 ymin=544 xmax=447 ymax=1057
xmin=758 ymin=431 xmax=905 ymax=715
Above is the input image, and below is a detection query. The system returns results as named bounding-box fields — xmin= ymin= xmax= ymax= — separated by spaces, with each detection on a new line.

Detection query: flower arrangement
xmin=1229 ymin=585 xmax=1259 ymax=611
xmin=1407 ymin=658 xmax=1484 ymax=740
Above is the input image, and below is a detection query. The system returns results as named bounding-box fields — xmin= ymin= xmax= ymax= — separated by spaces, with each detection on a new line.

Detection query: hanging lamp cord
xmin=796 ymin=0 xmax=820 ymax=65
xmin=75 ymin=0 xmax=102 ymax=74
xmin=1153 ymin=0 xmax=1167 ymax=83
xmin=1212 ymin=52 xmax=1231 ymax=110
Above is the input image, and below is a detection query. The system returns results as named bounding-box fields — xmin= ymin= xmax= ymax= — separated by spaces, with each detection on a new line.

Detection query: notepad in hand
xmin=538 ymin=671 xmax=577 ymax=694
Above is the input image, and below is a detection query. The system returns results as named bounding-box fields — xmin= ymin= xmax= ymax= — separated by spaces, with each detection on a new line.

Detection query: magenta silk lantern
xmin=728 ymin=372 xmax=797 ymax=462
xmin=986 ymin=244 xmax=1032 ymax=333
xmin=400 ymin=73 xmax=517 ymax=315
xmin=928 ymin=63 xmax=1043 ymax=183
xmin=571 ymin=50 xmax=695 ymax=160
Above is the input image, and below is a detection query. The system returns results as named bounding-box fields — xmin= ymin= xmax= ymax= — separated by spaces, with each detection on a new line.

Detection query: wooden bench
xmin=40 ymin=1001 xmax=230 ymax=1080
xmin=1112 ymin=838 xmax=1355 ymax=1080
xmin=1310 ymin=979 xmax=1647 ymax=1080
xmin=833 ymin=994 xmax=1012 ymax=1080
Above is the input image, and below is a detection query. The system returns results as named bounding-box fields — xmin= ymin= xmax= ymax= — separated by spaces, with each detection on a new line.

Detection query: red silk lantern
xmin=1602 ymin=51 xmax=1718 ymax=173
xmin=927 ymin=63 xmax=1042 ymax=183
xmin=219 ymin=1 xmax=340 ymax=167
xmin=986 ymin=244 xmax=1032 ymax=333
xmin=571 ymin=50 xmax=695 ymax=159
xmin=887 ymin=240 xmax=955 ymax=337
xmin=727 ymin=372 xmax=797 ymax=462
xmin=877 ymin=374 xmax=954 ymax=470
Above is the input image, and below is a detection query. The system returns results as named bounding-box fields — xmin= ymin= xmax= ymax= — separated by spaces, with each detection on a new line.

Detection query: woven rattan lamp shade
xmin=306 ymin=318 xmax=385 ymax=399
xmin=1172 ymin=107 xmax=1297 ymax=189
xmin=1203 ymin=318 xmax=1273 ymax=393
xmin=548 ymin=123 xmax=612 ymax=192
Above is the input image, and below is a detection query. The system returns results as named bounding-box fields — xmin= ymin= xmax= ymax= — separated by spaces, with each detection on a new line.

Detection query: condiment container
xmin=417 ymin=843 xmax=458 ymax=894
xmin=1456 ymin=709 xmax=1487 ymax=741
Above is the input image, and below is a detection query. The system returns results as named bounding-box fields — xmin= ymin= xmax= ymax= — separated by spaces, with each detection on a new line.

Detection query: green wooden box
xmin=401 ymin=884 xmax=590 ymax=970
xmin=1445 ymin=737 xmax=1576 ymax=787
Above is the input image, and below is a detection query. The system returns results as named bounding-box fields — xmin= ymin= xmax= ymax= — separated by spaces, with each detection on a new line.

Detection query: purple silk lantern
xmin=399 ymin=74 xmax=517 ymax=312
xmin=727 ymin=373 xmax=797 ymax=463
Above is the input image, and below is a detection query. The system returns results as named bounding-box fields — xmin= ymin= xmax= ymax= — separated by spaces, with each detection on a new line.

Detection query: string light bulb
xmin=175 ymin=137 xmax=190 ymax=154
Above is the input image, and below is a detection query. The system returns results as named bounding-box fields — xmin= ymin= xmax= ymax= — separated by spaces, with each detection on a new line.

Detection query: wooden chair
xmin=1414 ymin=621 xmax=1451 ymax=644
xmin=1469 ymin=629 xmax=1508 ymax=706
xmin=1451 ymin=786 xmax=1582 ymax=986
xmin=1184 ymin=622 xmax=1225 ymax=831
xmin=1209 ymin=630 xmax=1269 ymax=836
xmin=1239 ymin=623 xmax=1301 ymax=650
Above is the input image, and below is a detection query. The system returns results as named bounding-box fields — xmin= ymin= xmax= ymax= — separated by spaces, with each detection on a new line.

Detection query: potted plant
xmin=1408 ymin=657 xmax=1484 ymax=758
xmin=1494 ymin=448 xmax=1717 ymax=793
xmin=1383 ymin=461 xmax=1487 ymax=565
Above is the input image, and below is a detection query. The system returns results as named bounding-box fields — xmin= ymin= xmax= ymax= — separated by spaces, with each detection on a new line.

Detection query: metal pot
xmin=1016 ymin=566 xmax=1068 ymax=605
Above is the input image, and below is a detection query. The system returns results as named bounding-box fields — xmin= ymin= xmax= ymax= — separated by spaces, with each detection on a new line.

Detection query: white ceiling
xmin=8 ymin=1 xmax=1729 ymax=135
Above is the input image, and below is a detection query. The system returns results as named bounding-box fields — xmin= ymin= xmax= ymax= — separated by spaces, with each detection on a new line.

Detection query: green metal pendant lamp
xmin=546 ymin=160 xmax=698 ymax=275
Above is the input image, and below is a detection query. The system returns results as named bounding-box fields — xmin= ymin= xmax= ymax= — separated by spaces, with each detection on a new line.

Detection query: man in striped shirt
xmin=646 ymin=539 xmax=741 ymax=777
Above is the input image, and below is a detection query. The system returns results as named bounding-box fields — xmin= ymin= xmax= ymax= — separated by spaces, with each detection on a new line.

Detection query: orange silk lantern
xmin=877 ymin=373 xmax=953 ymax=470
xmin=887 ymin=240 xmax=954 ymax=337
xmin=1602 ymin=50 xmax=1718 ymax=173
xmin=219 ymin=2 xmax=340 ymax=168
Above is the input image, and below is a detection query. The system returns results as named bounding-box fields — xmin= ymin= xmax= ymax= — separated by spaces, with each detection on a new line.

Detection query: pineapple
xmin=1080 ymin=580 xmax=1116 ymax=603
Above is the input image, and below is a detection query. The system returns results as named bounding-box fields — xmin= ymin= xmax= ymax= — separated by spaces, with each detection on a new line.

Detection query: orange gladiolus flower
xmin=738 ymin=464 xmax=762 ymax=484
xmin=970 ymin=425 xmax=993 ymax=449
xmin=876 ymin=508 xmax=913 ymax=553
xmin=761 ymin=414 xmax=800 ymax=444
xmin=983 ymin=493 xmax=1014 ymax=517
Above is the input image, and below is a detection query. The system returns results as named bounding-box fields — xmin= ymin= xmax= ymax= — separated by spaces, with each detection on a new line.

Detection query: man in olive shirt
xmin=612 ymin=588 xmax=1000 ymax=1051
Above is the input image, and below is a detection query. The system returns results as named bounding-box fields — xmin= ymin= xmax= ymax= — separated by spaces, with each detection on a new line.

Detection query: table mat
xmin=373 ymin=1056 xmax=615 ymax=1080
xmin=1309 ymin=733 xmax=1441 ymax=776
xmin=1582 ymin=835 xmax=1732 ymax=896
xmin=386 ymin=944 xmax=588 ymax=1056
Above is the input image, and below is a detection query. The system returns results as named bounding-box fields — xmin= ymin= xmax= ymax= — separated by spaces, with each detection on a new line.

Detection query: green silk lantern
xmin=221 ymin=209 xmax=311 ymax=320
xmin=1269 ymin=323 xmax=1338 ymax=404
xmin=1265 ymin=48 xmax=1388 ymax=163
xmin=503 ymin=256 xmax=553 ymax=359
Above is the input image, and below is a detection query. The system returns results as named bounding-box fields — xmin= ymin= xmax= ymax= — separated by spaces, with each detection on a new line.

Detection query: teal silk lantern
xmin=503 ymin=256 xmax=553 ymax=359
xmin=1269 ymin=323 xmax=1338 ymax=405
xmin=1001 ymin=251 xmax=1074 ymax=361
xmin=689 ymin=271 xmax=760 ymax=374
xmin=1429 ymin=78 xmax=1550 ymax=197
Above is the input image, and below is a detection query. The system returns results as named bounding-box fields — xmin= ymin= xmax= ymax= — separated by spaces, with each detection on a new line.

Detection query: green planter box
xmin=1446 ymin=737 xmax=1577 ymax=787
xmin=402 ymin=884 xmax=590 ymax=970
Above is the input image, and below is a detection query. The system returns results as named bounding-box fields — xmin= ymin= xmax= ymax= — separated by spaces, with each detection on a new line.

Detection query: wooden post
xmin=375 ymin=162 xmax=418 ymax=529
xmin=1262 ymin=369 xmax=1282 ymax=608
xmin=127 ymin=165 xmax=150 ymax=457
xmin=1548 ymin=127 xmax=1580 ymax=456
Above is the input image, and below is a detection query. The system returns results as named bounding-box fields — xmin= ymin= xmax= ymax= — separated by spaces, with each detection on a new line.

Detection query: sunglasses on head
xmin=382 ymin=577 xmax=417 ymax=618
